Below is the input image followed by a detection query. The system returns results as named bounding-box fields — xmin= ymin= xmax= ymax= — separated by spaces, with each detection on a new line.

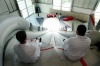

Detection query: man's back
xmin=14 ymin=40 xmax=40 ymax=63
xmin=64 ymin=35 xmax=91 ymax=60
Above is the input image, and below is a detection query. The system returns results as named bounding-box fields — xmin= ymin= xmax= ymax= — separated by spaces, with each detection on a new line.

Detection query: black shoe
xmin=39 ymin=38 xmax=42 ymax=42
xmin=63 ymin=39 xmax=65 ymax=42
xmin=36 ymin=38 xmax=38 ymax=40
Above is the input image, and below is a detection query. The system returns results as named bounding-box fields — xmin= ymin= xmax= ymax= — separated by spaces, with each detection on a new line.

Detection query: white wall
xmin=6 ymin=0 xmax=17 ymax=11
xmin=0 ymin=0 xmax=18 ymax=15
xmin=72 ymin=7 xmax=93 ymax=14
xmin=0 ymin=11 xmax=20 ymax=22
xmin=36 ymin=0 xmax=98 ymax=15
xmin=37 ymin=3 xmax=93 ymax=15
xmin=0 ymin=0 xmax=9 ymax=14
xmin=38 ymin=3 xmax=52 ymax=14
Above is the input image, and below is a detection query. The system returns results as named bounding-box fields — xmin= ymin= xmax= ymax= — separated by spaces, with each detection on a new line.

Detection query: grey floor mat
xmin=15 ymin=48 xmax=82 ymax=66
xmin=54 ymin=32 xmax=68 ymax=47
xmin=26 ymin=31 xmax=47 ymax=39
xmin=83 ymin=49 xmax=100 ymax=66
xmin=55 ymin=49 xmax=82 ymax=66
xmin=59 ymin=19 xmax=66 ymax=28
xmin=15 ymin=49 xmax=62 ymax=66
xmin=36 ymin=18 xmax=44 ymax=26
xmin=92 ymin=61 xmax=100 ymax=66
xmin=96 ymin=19 xmax=100 ymax=31
xmin=40 ymin=32 xmax=52 ymax=47
xmin=59 ymin=31 xmax=76 ymax=38
xmin=26 ymin=14 xmax=40 ymax=26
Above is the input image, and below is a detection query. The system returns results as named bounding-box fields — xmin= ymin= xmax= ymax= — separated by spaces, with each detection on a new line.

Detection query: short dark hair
xmin=77 ymin=24 xmax=86 ymax=36
xmin=16 ymin=31 xmax=26 ymax=43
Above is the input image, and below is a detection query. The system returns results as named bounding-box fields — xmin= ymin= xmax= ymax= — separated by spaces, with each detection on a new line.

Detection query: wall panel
xmin=72 ymin=7 xmax=93 ymax=14
xmin=10 ymin=0 xmax=17 ymax=11
xmin=73 ymin=0 xmax=79 ymax=7
xmin=88 ymin=0 xmax=98 ymax=9
xmin=78 ymin=0 xmax=84 ymax=7
xmin=38 ymin=3 xmax=52 ymax=13
xmin=5 ymin=0 xmax=14 ymax=12
xmin=83 ymin=0 xmax=90 ymax=8
xmin=72 ymin=0 xmax=98 ymax=14
xmin=0 ymin=0 xmax=9 ymax=14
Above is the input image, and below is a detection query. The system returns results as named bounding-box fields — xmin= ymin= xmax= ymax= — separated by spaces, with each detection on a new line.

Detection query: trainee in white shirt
xmin=14 ymin=39 xmax=42 ymax=63
xmin=63 ymin=35 xmax=91 ymax=61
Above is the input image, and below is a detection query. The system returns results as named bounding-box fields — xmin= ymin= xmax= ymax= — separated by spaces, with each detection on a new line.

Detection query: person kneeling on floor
xmin=63 ymin=24 xmax=91 ymax=61
xmin=14 ymin=31 xmax=42 ymax=63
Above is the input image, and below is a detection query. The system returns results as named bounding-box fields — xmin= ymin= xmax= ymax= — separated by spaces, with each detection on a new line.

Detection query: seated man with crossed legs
xmin=63 ymin=24 xmax=91 ymax=61
xmin=14 ymin=31 xmax=42 ymax=63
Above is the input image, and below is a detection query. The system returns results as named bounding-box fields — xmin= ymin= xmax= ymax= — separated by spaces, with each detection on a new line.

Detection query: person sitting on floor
xmin=14 ymin=31 xmax=42 ymax=63
xmin=63 ymin=24 xmax=91 ymax=61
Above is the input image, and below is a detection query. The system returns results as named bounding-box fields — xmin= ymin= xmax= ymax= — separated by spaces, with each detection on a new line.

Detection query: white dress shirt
xmin=63 ymin=35 xmax=91 ymax=60
xmin=14 ymin=39 xmax=42 ymax=63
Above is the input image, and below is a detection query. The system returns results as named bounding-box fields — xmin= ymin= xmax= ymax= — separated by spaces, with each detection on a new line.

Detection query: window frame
xmin=53 ymin=0 xmax=73 ymax=11
xmin=16 ymin=0 xmax=35 ymax=18
xmin=94 ymin=0 xmax=100 ymax=26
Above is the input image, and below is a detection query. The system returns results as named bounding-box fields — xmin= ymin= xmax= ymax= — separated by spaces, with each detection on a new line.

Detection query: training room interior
xmin=0 ymin=0 xmax=100 ymax=66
